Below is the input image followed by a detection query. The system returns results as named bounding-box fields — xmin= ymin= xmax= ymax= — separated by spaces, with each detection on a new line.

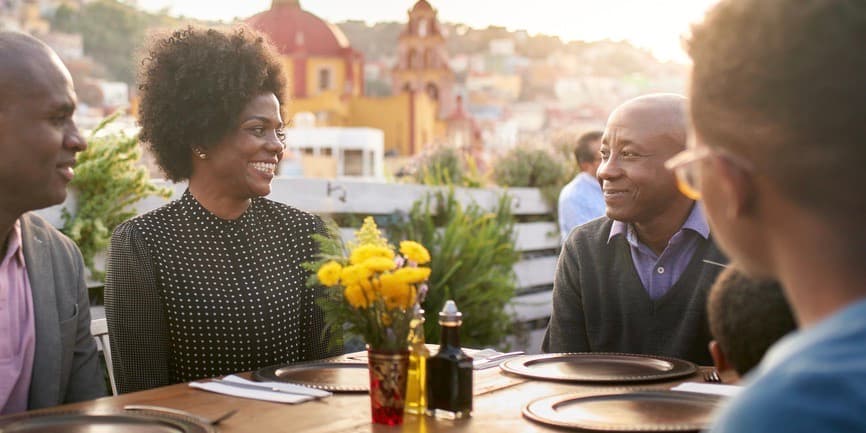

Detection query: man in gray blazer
xmin=0 ymin=32 xmax=105 ymax=414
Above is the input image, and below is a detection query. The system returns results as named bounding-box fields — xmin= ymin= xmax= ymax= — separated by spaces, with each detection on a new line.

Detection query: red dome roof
xmin=411 ymin=0 xmax=434 ymax=13
xmin=246 ymin=1 xmax=351 ymax=57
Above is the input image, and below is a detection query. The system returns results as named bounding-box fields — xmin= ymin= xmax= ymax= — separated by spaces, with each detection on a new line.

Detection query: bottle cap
xmin=439 ymin=300 xmax=462 ymax=326
xmin=413 ymin=303 xmax=425 ymax=321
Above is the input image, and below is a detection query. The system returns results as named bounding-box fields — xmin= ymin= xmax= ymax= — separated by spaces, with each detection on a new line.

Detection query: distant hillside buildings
xmin=247 ymin=0 xmax=473 ymax=157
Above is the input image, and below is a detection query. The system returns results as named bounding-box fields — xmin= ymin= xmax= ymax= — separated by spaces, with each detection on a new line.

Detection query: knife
xmin=209 ymin=379 xmax=331 ymax=399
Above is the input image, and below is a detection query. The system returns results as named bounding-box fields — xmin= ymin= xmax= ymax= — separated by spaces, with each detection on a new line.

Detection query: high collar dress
xmin=105 ymin=190 xmax=336 ymax=393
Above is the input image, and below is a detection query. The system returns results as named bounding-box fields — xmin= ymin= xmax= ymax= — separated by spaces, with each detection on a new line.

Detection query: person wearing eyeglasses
xmin=542 ymin=94 xmax=726 ymax=365
xmin=674 ymin=1 xmax=866 ymax=432
xmin=104 ymin=26 xmax=337 ymax=394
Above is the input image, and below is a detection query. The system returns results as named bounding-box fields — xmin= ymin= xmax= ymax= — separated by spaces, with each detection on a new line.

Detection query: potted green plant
xmin=61 ymin=115 xmax=171 ymax=283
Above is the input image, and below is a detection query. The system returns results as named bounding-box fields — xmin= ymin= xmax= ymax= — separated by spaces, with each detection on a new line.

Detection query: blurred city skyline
xmin=137 ymin=0 xmax=720 ymax=63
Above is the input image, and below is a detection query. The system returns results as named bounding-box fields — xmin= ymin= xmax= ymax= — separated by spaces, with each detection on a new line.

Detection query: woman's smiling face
xmin=202 ymin=92 xmax=286 ymax=199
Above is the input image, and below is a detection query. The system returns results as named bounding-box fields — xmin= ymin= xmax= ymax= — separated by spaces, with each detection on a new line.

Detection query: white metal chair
xmin=90 ymin=318 xmax=118 ymax=395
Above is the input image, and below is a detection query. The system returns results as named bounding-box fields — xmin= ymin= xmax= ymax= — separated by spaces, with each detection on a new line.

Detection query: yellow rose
xmin=316 ymin=261 xmax=342 ymax=286
xmin=350 ymin=244 xmax=395 ymax=265
xmin=341 ymin=264 xmax=371 ymax=287
xmin=361 ymin=256 xmax=396 ymax=273
xmin=393 ymin=267 xmax=431 ymax=285
xmin=379 ymin=273 xmax=414 ymax=310
xmin=399 ymin=241 xmax=430 ymax=264
xmin=344 ymin=284 xmax=370 ymax=309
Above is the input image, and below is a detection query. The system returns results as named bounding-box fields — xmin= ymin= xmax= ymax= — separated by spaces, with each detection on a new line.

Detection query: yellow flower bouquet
xmin=306 ymin=217 xmax=431 ymax=353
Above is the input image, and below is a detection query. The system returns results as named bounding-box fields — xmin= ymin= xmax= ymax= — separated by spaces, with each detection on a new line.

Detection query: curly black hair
xmin=707 ymin=267 xmax=795 ymax=375
xmin=137 ymin=25 xmax=286 ymax=181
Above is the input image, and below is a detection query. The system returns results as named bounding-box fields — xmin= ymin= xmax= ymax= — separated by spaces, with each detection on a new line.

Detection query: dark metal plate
xmin=523 ymin=390 xmax=723 ymax=432
xmin=500 ymin=353 xmax=697 ymax=383
xmin=253 ymin=361 xmax=369 ymax=392
xmin=0 ymin=411 xmax=212 ymax=433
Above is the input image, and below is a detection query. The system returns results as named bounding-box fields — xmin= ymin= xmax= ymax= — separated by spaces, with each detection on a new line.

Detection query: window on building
xmin=318 ymin=68 xmax=331 ymax=92
xmin=426 ymin=82 xmax=439 ymax=100
xmin=425 ymin=49 xmax=435 ymax=68
xmin=408 ymin=48 xmax=419 ymax=69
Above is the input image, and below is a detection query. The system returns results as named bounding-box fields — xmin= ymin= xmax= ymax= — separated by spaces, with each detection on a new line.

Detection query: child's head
xmin=707 ymin=267 xmax=797 ymax=377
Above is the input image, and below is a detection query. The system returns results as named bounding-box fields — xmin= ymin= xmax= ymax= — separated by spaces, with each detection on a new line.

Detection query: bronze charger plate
xmin=0 ymin=411 xmax=214 ymax=433
xmin=523 ymin=390 xmax=723 ymax=432
xmin=253 ymin=361 xmax=369 ymax=392
xmin=500 ymin=353 xmax=697 ymax=383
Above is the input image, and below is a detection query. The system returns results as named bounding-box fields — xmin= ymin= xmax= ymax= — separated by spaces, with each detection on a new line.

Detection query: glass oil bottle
xmin=405 ymin=305 xmax=429 ymax=415
xmin=426 ymin=300 xmax=473 ymax=419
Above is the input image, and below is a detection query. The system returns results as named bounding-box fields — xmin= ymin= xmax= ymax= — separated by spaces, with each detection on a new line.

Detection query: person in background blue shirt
xmin=557 ymin=130 xmax=605 ymax=240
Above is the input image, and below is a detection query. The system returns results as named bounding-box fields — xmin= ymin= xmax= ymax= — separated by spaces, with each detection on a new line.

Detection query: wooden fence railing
xmin=36 ymin=177 xmax=559 ymax=353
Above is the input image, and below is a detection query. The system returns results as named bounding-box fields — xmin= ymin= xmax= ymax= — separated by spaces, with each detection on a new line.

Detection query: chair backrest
xmin=90 ymin=318 xmax=118 ymax=395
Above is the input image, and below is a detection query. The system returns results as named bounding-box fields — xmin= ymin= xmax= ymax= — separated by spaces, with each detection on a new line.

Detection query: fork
xmin=473 ymin=351 xmax=525 ymax=369
xmin=703 ymin=369 xmax=722 ymax=383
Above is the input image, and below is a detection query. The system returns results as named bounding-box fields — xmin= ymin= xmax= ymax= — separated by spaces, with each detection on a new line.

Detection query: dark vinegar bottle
xmin=426 ymin=300 xmax=473 ymax=419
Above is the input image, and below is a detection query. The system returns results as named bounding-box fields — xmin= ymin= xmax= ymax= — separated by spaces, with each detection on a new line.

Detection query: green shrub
xmin=61 ymin=115 xmax=171 ymax=281
xmin=550 ymin=130 xmax=580 ymax=174
xmin=413 ymin=146 xmax=486 ymax=188
xmin=491 ymin=145 xmax=570 ymax=218
xmin=414 ymin=147 xmax=464 ymax=186
xmin=387 ymin=189 xmax=519 ymax=348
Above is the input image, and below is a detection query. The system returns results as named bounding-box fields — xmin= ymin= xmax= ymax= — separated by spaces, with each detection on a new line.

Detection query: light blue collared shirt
xmin=710 ymin=298 xmax=866 ymax=433
xmin=608 ymin=203 xmax=710 ymax=300
xmin=558 ymin=172 xmax=605 ymax=240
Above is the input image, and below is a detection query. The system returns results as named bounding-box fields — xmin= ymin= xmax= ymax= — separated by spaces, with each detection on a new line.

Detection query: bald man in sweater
xmin=542 ymin=94 xmax=725 ymax=365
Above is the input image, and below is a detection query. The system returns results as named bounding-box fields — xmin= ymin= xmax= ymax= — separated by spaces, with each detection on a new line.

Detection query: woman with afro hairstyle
xmin=104 ymin=26 xmax=337 ymax=393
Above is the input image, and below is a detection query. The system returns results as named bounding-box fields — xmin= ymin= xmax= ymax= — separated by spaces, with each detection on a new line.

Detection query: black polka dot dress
xmin=104 ymin=190 xmax=336 ymax=394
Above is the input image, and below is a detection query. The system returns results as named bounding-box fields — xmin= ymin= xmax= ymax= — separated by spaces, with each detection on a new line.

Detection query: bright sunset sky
xmin=136 ymin=0 xmax=720 ymax=63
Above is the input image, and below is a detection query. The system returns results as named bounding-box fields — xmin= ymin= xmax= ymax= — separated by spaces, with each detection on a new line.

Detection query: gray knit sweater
xmin=542 ymin=217 xmax=726 ymax=365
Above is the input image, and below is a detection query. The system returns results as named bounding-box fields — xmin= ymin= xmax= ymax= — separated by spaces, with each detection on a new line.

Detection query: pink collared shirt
xmin=0 ymin=220 xmax=36 ymax=414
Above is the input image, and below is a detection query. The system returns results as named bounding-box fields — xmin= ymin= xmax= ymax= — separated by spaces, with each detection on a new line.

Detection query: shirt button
xmin=657 ymin=267 xmax=665 ymax=274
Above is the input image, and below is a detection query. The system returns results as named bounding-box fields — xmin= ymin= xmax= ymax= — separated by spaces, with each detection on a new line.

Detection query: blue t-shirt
xmin=709 ymin=297 xmax=866 ymax=432
xmin=557 ymin=172 xmax=605 ymax=240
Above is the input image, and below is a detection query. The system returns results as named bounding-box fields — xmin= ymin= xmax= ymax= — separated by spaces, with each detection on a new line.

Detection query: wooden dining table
xmin=5 ymin=352 xmax=723 ymax=433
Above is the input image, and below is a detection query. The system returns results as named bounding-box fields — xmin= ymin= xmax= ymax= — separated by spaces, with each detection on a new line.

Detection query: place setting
xmin=499 ymin=352 xmax=698 ymax=383
xmin=189 ymin=373 xmax=336 ymax=402
xmin=0 ymin=405 xmax=235 ymax=433
xmin=251 ymin=361 xmax=370 ymax=393
xmin=498 ymin=352 xmax=730 ymax=432
xmin=522 ymin=389 xmax=724 ymax=432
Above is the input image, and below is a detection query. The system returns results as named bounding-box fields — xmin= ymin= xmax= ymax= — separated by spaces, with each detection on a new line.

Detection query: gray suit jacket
xmin=20 ymin=213 xmax=106 ymax=409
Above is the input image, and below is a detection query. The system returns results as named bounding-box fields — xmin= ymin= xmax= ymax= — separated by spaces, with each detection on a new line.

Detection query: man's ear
xmin=709 ymin=340 xmax=732 ymax=373
xmin=713 ymin=156 xmax=756 ymax=220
